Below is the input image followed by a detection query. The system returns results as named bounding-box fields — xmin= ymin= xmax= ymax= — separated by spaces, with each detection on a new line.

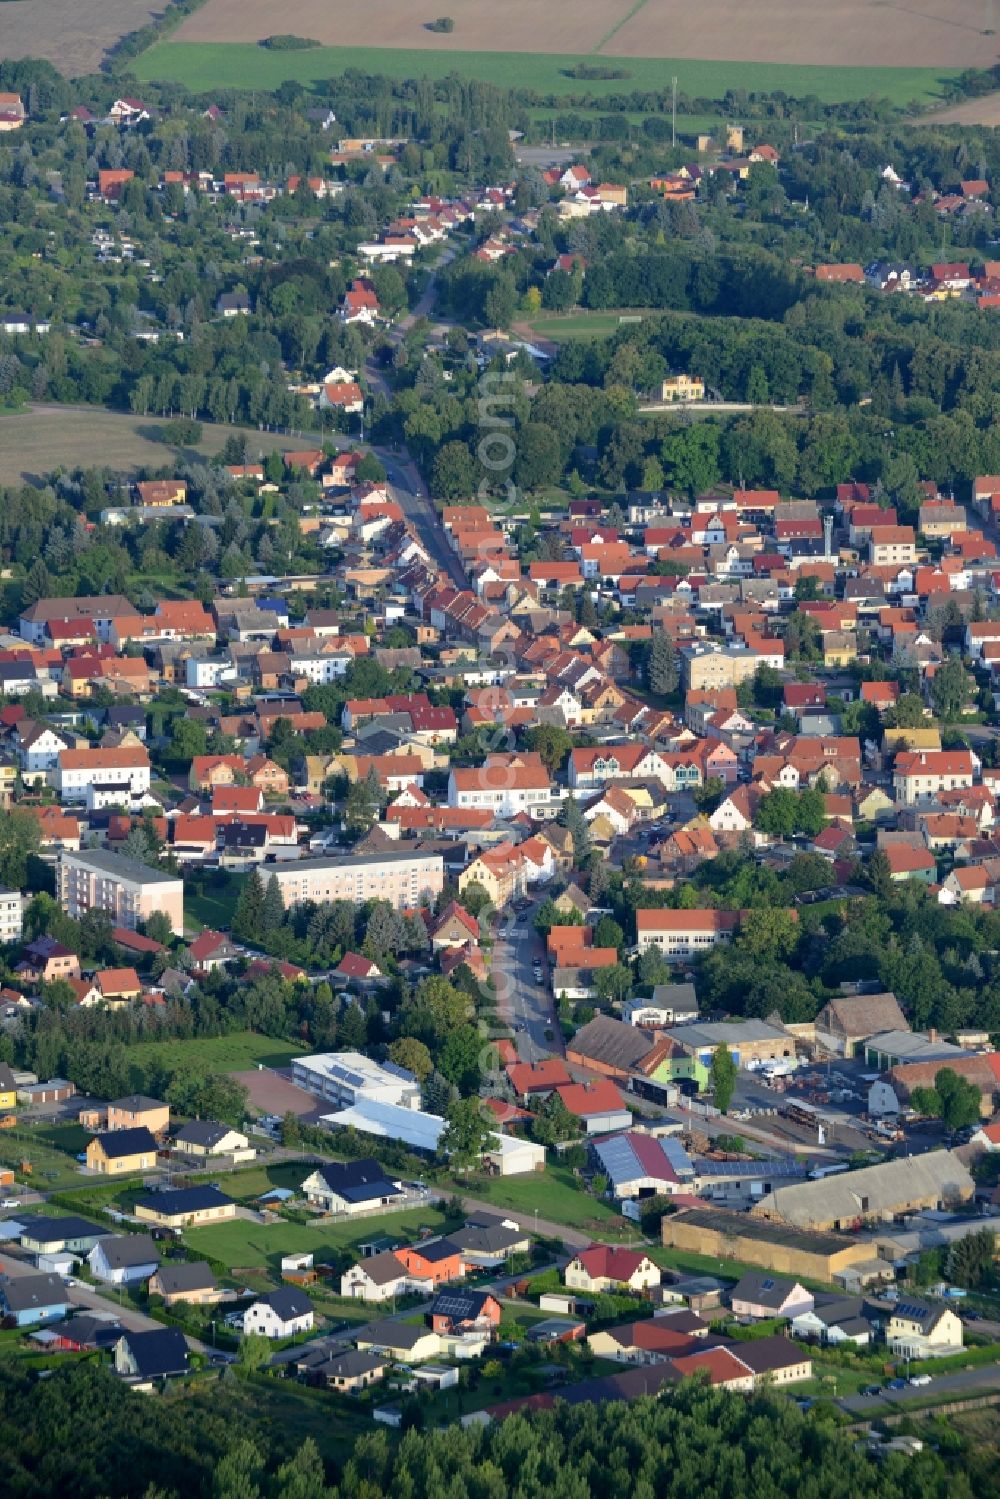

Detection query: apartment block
xmin=269 ymin=850 xmax=444 ymax=911
xmin=58 ymin=849 xmax=184 ymax=936
xmin=0 ymin=886 xmax=23 ymax=944
xmin=681 ymin=644 xmax=763 ymax=691
xmin=893 ymin=750 xmax=975 ymax=806
xmin=55 ymin=746 xmax=151 ymax=803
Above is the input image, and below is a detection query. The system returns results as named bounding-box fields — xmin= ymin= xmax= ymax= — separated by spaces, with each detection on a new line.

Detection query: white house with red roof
xmin=564 ymin=1245 xmax=661 ymax=1294
xmin=339 ymin=278 xmax=381 ymax=325
xmin=554 ymin=1080 xmax=632 ymax=1134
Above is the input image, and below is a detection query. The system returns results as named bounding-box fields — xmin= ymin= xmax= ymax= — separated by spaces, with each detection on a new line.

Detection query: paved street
xmin=366 ymin=247 xmax=468 ymax=590
xmin=490 ymin=902 xmax=563 ymax=1063
xmin=841 ymin=1359 xmax=1000 ymax=1413
xmin=0 ymin=1248 xmax=171 ymax=1337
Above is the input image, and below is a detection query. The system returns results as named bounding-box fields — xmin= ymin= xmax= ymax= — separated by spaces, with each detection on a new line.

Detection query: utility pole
xmin=671 ymin=76 xmax=678 ymax=150
xmin=986 ymin=0 xmax=995 ymax=34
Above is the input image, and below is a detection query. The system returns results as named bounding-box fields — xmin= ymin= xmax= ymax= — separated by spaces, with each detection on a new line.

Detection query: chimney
xmin=927 ymin=1028 xmax=938 ymax=1043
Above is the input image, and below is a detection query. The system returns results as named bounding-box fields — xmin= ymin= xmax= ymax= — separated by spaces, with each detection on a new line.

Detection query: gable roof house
xmin=0 ymin=1272 xmax=69 ymax=1327
xmin=243 ymin=1287 xmax=314 ymax=1339
xmin=114 ymin=1327 xmax=189 ymax=1387
xmin=728 ymin=1272 xmax=814 ymax=1321
xmin=87 ymin=1234 xmax=160 ymax=1286
xmin=565 ymin=1245 xmax=661 ymax=1294
xmin=300 ymin=1158 xmax=408 ymax=1215
xmin=340 ymin=1250 xmax=433 ymax=1303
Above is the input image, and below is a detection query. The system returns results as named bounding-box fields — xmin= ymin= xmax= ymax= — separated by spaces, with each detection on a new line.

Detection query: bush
xmin=426 ymin=16 xmax=455 ymax=30
xmin=563 ymin=63 xmax=631 ymax=80
xmin=157 ymin=418 xmax=203 ymax=447
xmin=260 ymin=34 xmax=321 ymax=49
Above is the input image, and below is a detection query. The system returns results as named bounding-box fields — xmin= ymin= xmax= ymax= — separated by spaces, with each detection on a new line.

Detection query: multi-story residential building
xmin=268 ymin=850 xmax=444 ymax=911
xmin=448 ymin=761 xmax=560 ymax=818
xmin=18 ymin=594 xmax=141 ymax=645
xmin=893 ymin=749 xmax=975 ymax=806
xmin=55 ymin=746 xmax=151 ymax=803
xmin=636 ymin=908 xmax=741 ymax=957
xmin=868 ymin=525 xmax=916 ymax=566
xmin=0 ymin=886 xmax=24 ymax=944
xmin=16 ymin=722 xmax=74 ymax=782
xmin=681 ymin=643 xmax=764 ymax=691
xmin=58 ymin=849 xmax=185 ymax=935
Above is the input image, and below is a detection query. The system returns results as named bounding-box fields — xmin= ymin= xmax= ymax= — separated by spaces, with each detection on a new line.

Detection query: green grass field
xmin=446 ymin=1166 xmax=623 ymax=1232
xmin=526 ymin=311 xmax=649 ymax=342
xmin=131 ymin=43 xmax=955 ymax=108
xmin=124 ymin=1030 xmax=305 ymax=1086
xmin=0 ymin=1122 xmax=89 ymax=1190
xmin=185 ymin=1204 xmax=450 ymax=1272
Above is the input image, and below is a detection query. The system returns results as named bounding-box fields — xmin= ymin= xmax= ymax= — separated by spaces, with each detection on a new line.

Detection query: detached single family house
xmin=243 ymin=1287 xmax=314 ymax=1339
xmin=88 ymin=1234 xmax=160 ymax=1286
xmin=564 ymin=1245 xmax=661 ymax=1294
xmin=133 ymin=1185 xmax=236 ymax=1230
xmin=0 ymin=1272 xmax=69 ymax=1327
xmin=729 ymin=1272 xmax=813 ymax=1321
xmin=149 ymin=1261 xmax=222 ymax=1306
xmin=86 ymin=1126 xmax=159 ymax=1176
xmin=301 ymin=1158 xmax=408 ymax=1215
xmin=114 ymin=1327 xmax=189 ymax=1388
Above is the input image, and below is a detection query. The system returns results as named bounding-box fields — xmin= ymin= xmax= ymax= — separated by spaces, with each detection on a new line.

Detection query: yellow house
xmin=134 ymin=1184 xmax=236 ymax=1228
xmin=0 ymin=1062 xmax=16 ymax=1114
xmin=822 ymin=631 xmax=857 ymax=668
xmin=857 ymin=787 xmax=894 ymax=822
xmin=107 ymin=1094 xmax=170 ymax=1135
xmin=458 ymin=845 xmax=526 ymax=908
xmin=887 ymin=1303 xmax=963 ymax=1358
xmin=661 ymin=374 xmax=705 ymax=403
xmin=148 ymin=1262 xmax=223 ymax=1306
xmin=86 ymin=1126 xmax=158 ymax=1176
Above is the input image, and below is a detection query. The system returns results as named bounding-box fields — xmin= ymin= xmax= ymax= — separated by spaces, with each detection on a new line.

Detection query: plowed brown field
xmin=175 ymin=0 xmax=1000 ymax=68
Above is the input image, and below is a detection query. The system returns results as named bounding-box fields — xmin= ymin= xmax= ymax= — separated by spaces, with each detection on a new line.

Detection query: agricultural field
xmin=124 ymin=1030 xmax=306 ymax=1087
xmin=133 ymin=42 xmax=955 ymax=110
xmin=184 ymin=1204 xmax=450 ymax=1272
xmin=167 ymin=0 xmax=988 ymax=75
xmin=0 ymin=407 xmax=305 ymax=488
xmin=0 ymin=0 xmax=159 ymax=77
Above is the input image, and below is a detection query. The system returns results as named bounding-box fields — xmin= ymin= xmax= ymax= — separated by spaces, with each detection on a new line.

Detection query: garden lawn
xmin=184 ymin=1205 xmax=450 ymax=1273
xmin=124 ymin=1031 xmax=305 ymax=1087
xmin=651 ymin=1243 xmax=836 ymax=1293
xmin=184 ymin=872 xmax=245 ymax=933
xmin=446 ymin=1166 xmax=624 ymax=1231
xmin=190 ymin=1161 xmax=314 ymax=1201
xmin=0 ymin=1125 xmax=88 ymax=1191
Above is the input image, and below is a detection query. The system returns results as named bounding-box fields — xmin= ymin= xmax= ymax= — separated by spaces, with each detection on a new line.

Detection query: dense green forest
xmin=0 ymin=1362 xmax=991 ymax=1499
